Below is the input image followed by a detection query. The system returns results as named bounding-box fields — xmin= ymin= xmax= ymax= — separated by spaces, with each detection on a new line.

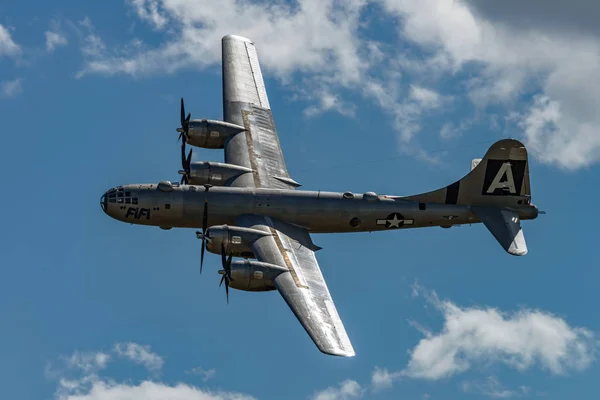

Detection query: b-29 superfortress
xmin=101 ymin=34 xmax=540 ymax=357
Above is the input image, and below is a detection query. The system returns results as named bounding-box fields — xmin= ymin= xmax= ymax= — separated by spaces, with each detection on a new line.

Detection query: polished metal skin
xmin=100 ymin=35 xmax=540 ymax=357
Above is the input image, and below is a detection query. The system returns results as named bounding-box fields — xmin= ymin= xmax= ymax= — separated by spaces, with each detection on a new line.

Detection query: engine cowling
xmin=202 ymin=225 xmax=271 ymax=259
xmin=228 ymin=260 xmax=288 ymax=291
xmin=187 ymin=119 xmax=246 ymax=149
xmin=187 ymin=162 xmax=253 ymax=186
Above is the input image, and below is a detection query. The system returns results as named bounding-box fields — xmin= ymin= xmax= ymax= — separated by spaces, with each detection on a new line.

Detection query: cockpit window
xmin=109 ymin=198 xmax=116 ymax=203
xmin=125 ymin=191 xmax=131 ymax=197
xmin=125 ymin=198 xmax=131 ymax=204
xmin=132 ymin=198 xmax=138 ymax=204
xmin=117 ymin=198 xmax=123 ymax=203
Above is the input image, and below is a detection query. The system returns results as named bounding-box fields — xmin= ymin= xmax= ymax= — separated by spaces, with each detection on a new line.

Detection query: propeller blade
xmin=180 ymin=98 xmax=185 ymax=126
xmin=225 ymin=279 xmax=229 ymax=304
xmin=221 ymin=242 xmax=226 ymax=268
xmin=200 ymin=240 xmax=205 ymax=274
xmin=202 ymin=201 xmax=208 ymax=235
xmin=186 ymin=149 xmax=192 ymax=167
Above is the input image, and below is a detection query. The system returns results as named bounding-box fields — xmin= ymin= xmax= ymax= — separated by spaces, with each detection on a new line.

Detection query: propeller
xmin=177 ymin=97 xmax=191 ymax=142
xmin=218 ymin=242 xmax=233 ymax=304
xmin=177 ymin=98 xmax=192 ymax=183
xmin=179 ymin=148 xmax=192 ymax=184
xmin=195 ymin=200 xmax=209 ymax=274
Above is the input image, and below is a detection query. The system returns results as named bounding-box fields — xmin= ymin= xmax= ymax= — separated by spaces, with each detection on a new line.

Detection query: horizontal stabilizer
xmin=472 ymin=206 xmax=528 ymax=256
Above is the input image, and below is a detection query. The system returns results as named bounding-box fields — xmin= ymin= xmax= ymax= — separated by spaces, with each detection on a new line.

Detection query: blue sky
xmin=2 ymin=1 xmax=600 ymax=399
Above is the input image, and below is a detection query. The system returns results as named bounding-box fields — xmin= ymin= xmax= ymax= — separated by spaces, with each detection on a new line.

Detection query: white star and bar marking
xmin=376 ymin=213 xmax=414 ymax=229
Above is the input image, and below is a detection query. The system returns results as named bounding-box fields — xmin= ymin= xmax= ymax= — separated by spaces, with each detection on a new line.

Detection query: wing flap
xmin=472 ymin=206 xmax=528 ymax=256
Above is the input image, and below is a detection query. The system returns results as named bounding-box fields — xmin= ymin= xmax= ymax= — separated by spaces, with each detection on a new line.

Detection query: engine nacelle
xmin=187 ymin=119 xmax=246 ymax=149
xmin=228 ymin=260 xmax=288 ymax=291
xmin=188 ymin=162 xmax=253 ymax=186
xmin=202 ymin=225 xmax=271 ymax=259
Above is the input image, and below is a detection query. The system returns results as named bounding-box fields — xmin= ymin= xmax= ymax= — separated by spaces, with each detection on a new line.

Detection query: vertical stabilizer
xmin=405 ymin=139 xmax=532 ymax=210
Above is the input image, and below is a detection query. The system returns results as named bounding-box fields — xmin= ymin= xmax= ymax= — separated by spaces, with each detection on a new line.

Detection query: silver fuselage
xmin=101 ymin=184 xmax=538 ymax=232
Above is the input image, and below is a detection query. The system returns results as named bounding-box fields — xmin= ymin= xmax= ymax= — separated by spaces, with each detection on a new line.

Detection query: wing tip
xmin=318 ymin=343 xmax=356 ymax=357
xmin=321 ymin=348 xmax=356 ymax=357
xmin=508 ymin=247 xmax=528 ymax=256
xmin=222 ymin=34 xmax=254 ymax=44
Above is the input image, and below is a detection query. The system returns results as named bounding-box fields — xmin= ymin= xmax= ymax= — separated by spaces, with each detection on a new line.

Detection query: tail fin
xmin=405 ymin=139 xmax=536 ymax=256
xmin=405 ymin=139 xmax=531 ymax=209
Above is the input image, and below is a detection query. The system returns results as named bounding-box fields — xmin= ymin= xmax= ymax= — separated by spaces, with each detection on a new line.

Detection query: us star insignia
xmin=376 ymin=213 xmax=414 ymax=229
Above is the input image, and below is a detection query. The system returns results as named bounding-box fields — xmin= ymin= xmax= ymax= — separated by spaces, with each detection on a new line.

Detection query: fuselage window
xmin=132 ymin=198 xmax=138 ymax=204
xmin=419 ymin=203 xmax=426 ymax=210
xmin=165 ymin=204 xmax=171 ymax=210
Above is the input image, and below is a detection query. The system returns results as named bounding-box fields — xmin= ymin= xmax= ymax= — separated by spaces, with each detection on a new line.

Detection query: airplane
xmin=100 ymin=34 xmax=541 ymax=357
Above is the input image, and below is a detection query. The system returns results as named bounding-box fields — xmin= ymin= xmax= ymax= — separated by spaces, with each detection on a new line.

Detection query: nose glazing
xmin=100 ymin=191 xmax=108 ymax=212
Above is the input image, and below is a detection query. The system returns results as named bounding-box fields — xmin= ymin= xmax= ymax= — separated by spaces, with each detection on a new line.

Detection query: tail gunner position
xmin=100 ymin=35 xmax=541 ymax=358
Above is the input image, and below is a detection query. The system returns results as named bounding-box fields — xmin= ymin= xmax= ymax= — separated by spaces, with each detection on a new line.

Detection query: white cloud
xmin=401 ymin=284 xmax=597 ymax=380
xmin=1 ymin=78 xmax=23 ymax=97
xmin=78 ymin=16 xmax=95 ymax=31
xmin=187 ymin=367 xmax=216 ymax=382
xmin=371 ymin=367 xmax=401 ymax=391
xmin=378 ymin=0 xmax=600 ymax=169
xmin=304 ymin=89 xmax=356 ymax=118
xmin=73 ymin=0 xmax=600 ymax=169
xmin=114 ymin=342 xmax=164 ymax=372
xmin=461 ymin=376 xmax=530 ymax=399
xmin=55 ymin=378 xmax=256 ymax=400
xmin=128 ymin=0 xmax=169 ymax=30
xmin=77 ymin=1 xmax=369 ymax=83
xmin=311 ymin=380 xmax=363 ymax=400
xmin=46 ymin=31 xmax=68 ymax=52
xmin=410 ymin=85 xmax=442 ymax=109
xmin=0 ymin=24 xmax=20 ymax=57
xmin=439 ymin=119 xmax=473 ymax=140
xmin=50 ymin=344 xmax=254 ymax=400
xmin=63 ymin=351 xmax=111 ymax=373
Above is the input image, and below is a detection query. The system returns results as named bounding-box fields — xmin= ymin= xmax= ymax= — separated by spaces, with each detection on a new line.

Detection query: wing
xmin=221 ymin=35 xmax=300 ymax=190
xmin=236 ymin=215 xmax=355 ymax=357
